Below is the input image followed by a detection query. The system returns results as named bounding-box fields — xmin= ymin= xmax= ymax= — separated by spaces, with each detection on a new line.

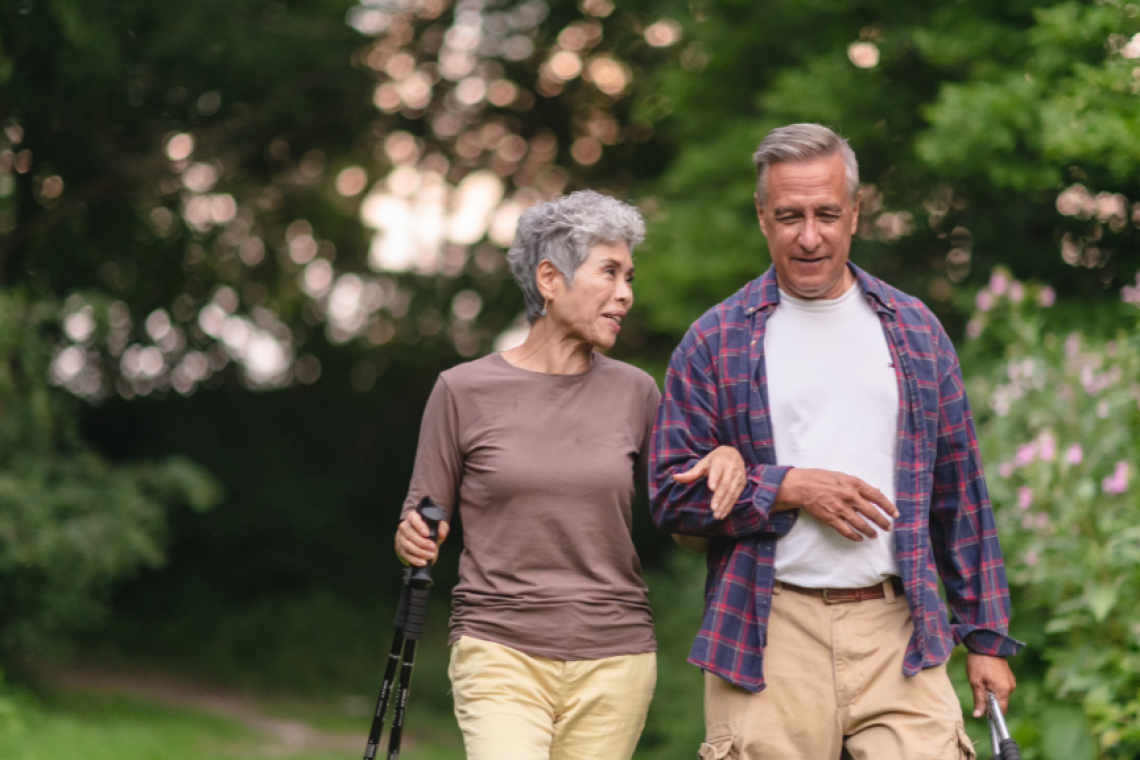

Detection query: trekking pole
xmin=985 ymin=690 xmax=1021 ymax=760
xmin=362 ymin=497 xmax=447 ymax=760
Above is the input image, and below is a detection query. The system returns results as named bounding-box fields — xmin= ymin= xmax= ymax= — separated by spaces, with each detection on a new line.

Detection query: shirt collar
xmin=745 ymin=261 xmax=896 ymax=315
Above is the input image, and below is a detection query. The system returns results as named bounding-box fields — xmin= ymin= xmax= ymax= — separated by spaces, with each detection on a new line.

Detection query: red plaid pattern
xmin=650 ymin=264 xmax=1022 ymax=692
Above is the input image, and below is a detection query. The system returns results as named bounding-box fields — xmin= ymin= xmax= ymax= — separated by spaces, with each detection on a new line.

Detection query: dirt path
xmin=48 ymin=665 xmax=374 ymax=756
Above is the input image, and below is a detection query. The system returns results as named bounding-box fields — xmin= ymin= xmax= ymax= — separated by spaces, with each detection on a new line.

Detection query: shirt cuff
xmin=958 ymin=626 xmax=1025 ymax=658
xmin=749 ymin=464 xmax=795 ymax=534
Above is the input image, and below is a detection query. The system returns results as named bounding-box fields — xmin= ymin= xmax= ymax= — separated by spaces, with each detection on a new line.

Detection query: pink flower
xmin=1015 ymin=443 xmax=1037 ymax=466
xmin=1035 ymin=512 xmax=1050 ymax=529
xmin=966 ymin=319 xmax=983 ymax=339
xmin=999 ymin=462 xmax=1014 ymax=478
xmin=989 ymin=272 xmax=1008 ymax=295
xmin=1025 ymin=550 xmax=1038 ymax=567
xmin=1065 ymin=443 xmax=1083 ymax=464
xmin=975 ymin=290 xmax=994 ymax=312
xmin=1038 ymin=286 xmax=1055 ymax=307
xmin=1103 ymin=461 xmax=1130 ymax=494
xmin=1037 ymin=431 xmax=1056 ymax=461
xmin=1065 ymin=333 xmax=1081 ymax=358
xmin=1017 ymin=486 xmax=1033 ymax=509
xmin=1009 ymin=282 xmax=1024 ymax=303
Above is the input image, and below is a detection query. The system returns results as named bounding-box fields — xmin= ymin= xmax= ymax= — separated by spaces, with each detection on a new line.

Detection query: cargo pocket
xmin=955 ymin=723 xmax=977 ymax=760
xmin=698 ymin=736 xmax=735 ymax=760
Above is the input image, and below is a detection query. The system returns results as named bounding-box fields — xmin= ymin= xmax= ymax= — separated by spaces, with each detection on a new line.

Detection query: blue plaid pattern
xmin=650 ymin=263 xmax=1023 ymax=692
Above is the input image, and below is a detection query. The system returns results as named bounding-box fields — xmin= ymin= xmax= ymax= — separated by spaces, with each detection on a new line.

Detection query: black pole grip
xmin=393 ymin=568 xmax=411 ymax=629
xmin=403 ymin=585 xmax=431 ymax=641
xmin=999 ymin=739 xmax=1021 ymax=760
xmin=409 ymin=497 xmax=447 ymax=586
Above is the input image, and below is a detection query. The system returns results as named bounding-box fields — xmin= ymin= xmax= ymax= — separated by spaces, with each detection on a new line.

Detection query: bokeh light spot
xmin=336 ymin=166 xmax=368 ymax=196
xmin=571 ymin=136 xmax=602 ymax=165
xmin=166 ymin=133 xmax=194 ymax=161
xmin=40 ymin=175 xmax=64 ymax=199
xmin=644 ymin=20 xmax=682 ymax=47
xmin=549 ymin=51 xmax=583 ymax=81
xmin=847 ymin=42 xmax=880 ymax=68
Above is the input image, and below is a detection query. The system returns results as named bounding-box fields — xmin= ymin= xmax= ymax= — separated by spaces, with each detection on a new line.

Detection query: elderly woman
xmin=395 ymin=190 xmax=744 ymax=760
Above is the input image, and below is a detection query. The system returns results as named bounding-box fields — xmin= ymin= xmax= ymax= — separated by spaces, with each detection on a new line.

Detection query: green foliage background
xmin=1 ymin=0 xmax=1140 ymax=758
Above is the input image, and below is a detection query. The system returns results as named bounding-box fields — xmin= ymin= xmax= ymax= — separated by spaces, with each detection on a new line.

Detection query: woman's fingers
xmin=395 ymin=515 xmax=445 ymax=566
xmin=672 ymin=458 xmax=710 ymax=483
xmin=714 ymin=473 xmax=746 ymax=520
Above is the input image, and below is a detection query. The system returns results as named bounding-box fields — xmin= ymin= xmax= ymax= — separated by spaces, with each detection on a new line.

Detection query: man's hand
xmin=673 ymin=446 xmax=748 ymax=520
xmin=394 ymin=510 xmax=450 ymax=566
xmin=773 ymin=468 xmax=898 ymax=541
xmin=966 ymin=653 xmax=1016 ymax=718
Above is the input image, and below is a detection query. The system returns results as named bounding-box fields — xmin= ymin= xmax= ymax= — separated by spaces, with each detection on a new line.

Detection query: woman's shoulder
xmin=437 ymin=353 xmax=508 ymax=391
xmin=594 ymin=355 xmax=660 ymax=395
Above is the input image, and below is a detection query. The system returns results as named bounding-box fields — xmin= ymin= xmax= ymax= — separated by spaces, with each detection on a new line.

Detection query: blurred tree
xmin=0 ymin=295 xmax=219 ymax=669
xmin=632 ymin=0 xmax=1140 ymax=341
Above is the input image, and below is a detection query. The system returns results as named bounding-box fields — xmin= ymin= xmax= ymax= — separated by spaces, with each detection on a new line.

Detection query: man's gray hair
xmin=507 ymin=189 xmax=645 ymax=324
xmin=752 ymin=123 xmax=860 ymax=207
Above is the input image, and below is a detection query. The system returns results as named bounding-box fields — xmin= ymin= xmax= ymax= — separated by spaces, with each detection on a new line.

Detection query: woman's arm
xmin=395 ymin=377 xmax=460 ymax=566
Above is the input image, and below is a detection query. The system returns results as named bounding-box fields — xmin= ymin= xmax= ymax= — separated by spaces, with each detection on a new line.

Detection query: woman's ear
xmin=535 ymin=259 xmax=561 ymax=301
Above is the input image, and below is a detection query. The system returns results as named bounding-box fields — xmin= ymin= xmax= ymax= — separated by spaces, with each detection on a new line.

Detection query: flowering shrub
xmin=965 ymin=269 xmax=1140 ymax=757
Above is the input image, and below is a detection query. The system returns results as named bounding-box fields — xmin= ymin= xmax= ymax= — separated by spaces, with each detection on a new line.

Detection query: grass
xmin=0 ymin=687 xmax=464 ymax=760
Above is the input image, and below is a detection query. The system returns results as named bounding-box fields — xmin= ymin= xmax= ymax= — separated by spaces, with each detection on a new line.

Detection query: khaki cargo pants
xmin=701 ymin=581 xmax=975 ymax=760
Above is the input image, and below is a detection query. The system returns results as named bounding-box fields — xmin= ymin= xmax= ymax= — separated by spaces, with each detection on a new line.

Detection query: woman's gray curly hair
xmin=507 ymin=189 xmax=645 ymax=324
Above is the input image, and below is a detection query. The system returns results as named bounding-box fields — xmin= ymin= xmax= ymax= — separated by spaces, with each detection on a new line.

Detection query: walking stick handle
xmin=985 ymin=690 xmax=1021 ymax=760
xmin=409 ymin=497 xmax=447 ymax=586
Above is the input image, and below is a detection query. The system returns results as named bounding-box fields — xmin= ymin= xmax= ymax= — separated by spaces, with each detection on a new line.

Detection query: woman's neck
xmin=501 ymin=319 xmax=595 ymax=375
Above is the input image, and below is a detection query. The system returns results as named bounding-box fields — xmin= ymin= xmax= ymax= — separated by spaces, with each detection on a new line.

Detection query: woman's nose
xmin=616 ymin=278 xmax=633 ymax=304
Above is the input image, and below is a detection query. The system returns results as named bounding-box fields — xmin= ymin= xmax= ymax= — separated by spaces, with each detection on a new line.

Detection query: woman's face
xmin=547 ymin=240 xmax=634 ymax=351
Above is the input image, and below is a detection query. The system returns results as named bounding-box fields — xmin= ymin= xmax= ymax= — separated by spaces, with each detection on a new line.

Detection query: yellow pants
xmin=701 ymin=581 xmax=975 ymax=760
xmin=448 ymin=636 xmax=656 ymax=760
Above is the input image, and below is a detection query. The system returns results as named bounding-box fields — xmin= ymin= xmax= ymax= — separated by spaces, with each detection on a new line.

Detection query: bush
xmin=965 ymin=270 xmax=1140 ymax=759
xmin=0 ymin=295 xmax=220 ymax=669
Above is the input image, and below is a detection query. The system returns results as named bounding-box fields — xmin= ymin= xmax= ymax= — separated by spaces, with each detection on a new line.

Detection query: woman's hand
xmin=395 ymin=510 xmax=451 ymax=567
xmin=672 ymin=534 xmax=710 ymax=554
xmin=672 ymin=445 xmax=748 ymax=520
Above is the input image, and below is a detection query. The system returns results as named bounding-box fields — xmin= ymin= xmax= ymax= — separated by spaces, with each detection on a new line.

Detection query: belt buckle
xmin=821 ymin=588 xmax=834 ymax=605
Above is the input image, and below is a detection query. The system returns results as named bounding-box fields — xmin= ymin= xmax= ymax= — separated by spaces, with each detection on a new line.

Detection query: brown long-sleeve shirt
xmin=402 ymin=352 xmax=659 ymax=660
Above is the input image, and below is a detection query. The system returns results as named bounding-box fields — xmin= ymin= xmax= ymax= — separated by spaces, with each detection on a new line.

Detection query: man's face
xmin=755 ymin=153 xmax=859 ymax=300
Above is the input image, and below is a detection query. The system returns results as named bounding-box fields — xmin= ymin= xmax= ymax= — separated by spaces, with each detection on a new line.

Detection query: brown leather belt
xmin=779 ymin=577 xmax=904 ymax=605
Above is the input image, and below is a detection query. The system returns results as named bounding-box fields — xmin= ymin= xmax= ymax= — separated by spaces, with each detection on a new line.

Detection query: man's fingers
xmin=853 ymin=497 xmax=893 ymax=532
xmin=842 ymin=510 xmax=878 ymax=539
xmin=971 ymin=681 xmax=987 ymax=718
xmin=829 ymin=517 xmax=864 ymax=542
xmin=859 ymin=482 xmax=899 ymax=518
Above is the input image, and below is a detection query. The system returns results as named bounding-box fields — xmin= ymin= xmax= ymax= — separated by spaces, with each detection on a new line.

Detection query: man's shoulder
xmin=857 ymin=269 xmax=956 ymax=361
xmin=683 ymin=276 xmax=765 ymax=345
xmin=858 ymin=269 xmax=946 ymax=334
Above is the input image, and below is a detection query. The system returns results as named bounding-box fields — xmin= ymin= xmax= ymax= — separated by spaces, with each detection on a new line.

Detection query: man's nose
xmin=799 ymin=217 xmax=822 ymax=251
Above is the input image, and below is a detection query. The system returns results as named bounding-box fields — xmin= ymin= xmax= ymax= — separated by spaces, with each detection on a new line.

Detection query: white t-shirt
xmin=767 ymin=282 xmax=901 ymax=588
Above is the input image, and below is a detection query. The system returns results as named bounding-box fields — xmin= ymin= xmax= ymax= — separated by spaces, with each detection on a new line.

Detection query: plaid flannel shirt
xmin=650 ymin=263 xmax=1023 ymax=693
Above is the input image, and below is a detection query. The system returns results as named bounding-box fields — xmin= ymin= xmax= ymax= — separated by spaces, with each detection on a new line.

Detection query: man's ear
xmin=754 ymin=192 xmax=768 ymax=238
xmin=850 ymin=189 xmax=862 ymax=235
xmin=535 ymin=259 xmax=561 ymax=301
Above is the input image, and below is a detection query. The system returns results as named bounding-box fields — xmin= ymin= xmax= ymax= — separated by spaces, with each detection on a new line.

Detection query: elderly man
xmin=650 ymin=123 xmax=1021 ymax=760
